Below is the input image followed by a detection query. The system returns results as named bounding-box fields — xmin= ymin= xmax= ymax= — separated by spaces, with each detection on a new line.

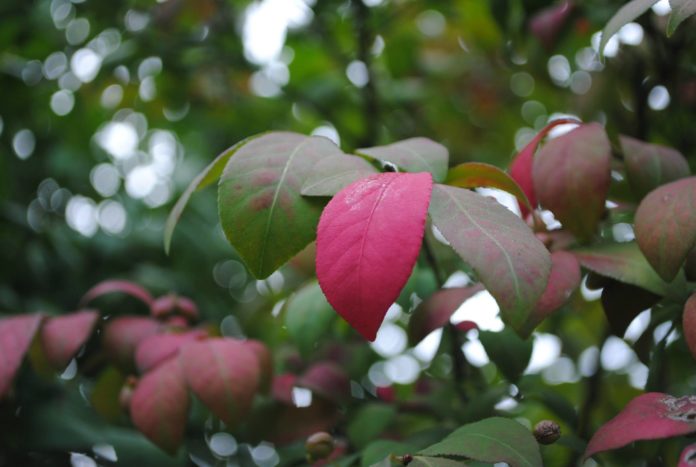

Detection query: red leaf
xmin=0 ymin=314 xmax=43 ymax=398
xmin=130 ymin=357 xmax=189 ymax=455
xmin=81 ymin=280 xmax=153 ymax=307
xmin=509 ymin=118 xmax=579 ymax=217
xmin=102 ymin=316 xmax=161 ymax=370
xmin=151 ymin=294 xmax=199 ymax=321
xmin=680 ymin=443 xmax=696 ymax=467
xmin=683 ymin=293 xmax=696 ymax=361
xmin=585 ymin=392 xmax=696 ymax=459
xmin=179 ymin=337 xmax=260 ymax=426
xmin=533 ymin=123 xmax=612 ymax=242
xmin=297 ymin=362 xmax=350 ymax=404
xmin=272 ymin=373 xmax=297 ymax=404
xmin=40 ymin=310 xmax=99 ymax=370
xmin=634 ymin=177 xmax=696 ymax=282
xmin=519 ymin=251 xmax=581 ymax=337
xmin=135 ymin=329 xmax=206 ymax=372
xmin=407 ymin=285 xmax=484 ymax=345
xmin=243 ymin=339 xmax=273 ymax=393
xmin=316 ymin=172 xmax=433 ymax=341
xmin=529 ymin=1 xmax=575 ymax=50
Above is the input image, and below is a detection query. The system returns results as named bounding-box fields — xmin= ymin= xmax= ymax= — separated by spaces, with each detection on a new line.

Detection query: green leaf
xmin=218 ymin=132 xmax=343 ymax=278
xmin=601 ymin=280 xmax=660 ymax=336
xmin=361 ymin=440 xmax=411 ymax=467
xmin=347 ymin=403 xmax=397 ymax=449
xmin=667 ymin=0 xmax=696 ymax=36
xmin=357 ymin=137 xmax=449 ymax=183
xmin=429 ymin=184 xmax=551 ymax=332
xmin=599 ymin=0 xmax=658 ymax=57
xmin=446 ymin=162 xmax=533 ymax=213
xmin=572 ymin=242 xmax=669 ymax=295
xmin=283 ymin=281 xmax=336 ymax=357
xmin=479 ymin=328 xmax=533 ymax=383
xmin=412 ymin=457 xmax=472 ymax=467
xmin=397 ymin=266 xmax=439 ymax=312
xmin=300 ymin=154 xmax=378 ymax=196
xmin=164 ymin=135 xmax=259 ymax=254
xmin=418 ymin=417 xmax=543 ymax=467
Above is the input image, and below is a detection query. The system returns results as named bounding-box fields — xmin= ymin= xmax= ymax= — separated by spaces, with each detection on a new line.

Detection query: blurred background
xmin=1 ymin=0 xmax=695 ymax=465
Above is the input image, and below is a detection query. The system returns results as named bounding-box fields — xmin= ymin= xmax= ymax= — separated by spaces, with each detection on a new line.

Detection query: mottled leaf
xmin=680 ymin=443 xmax=696 ymax=467
xmin=419 ymin=417 xmax=543 ymax=467
xmin=600 ymin=0 xmax=658 ymax=56
xmin=179 ymin=338 xmax=260 ymax=426
xmin=620 ymin=135 xmax=690 ymax=199
xmin=429 ymin=184 xmax=551 ymax=332
xmin=301 ymin=154 xmax=378 ymax=196
xmin=0 ymin=314 xmax=43 ymax=398
xmin=357 ymin=137 xmax=448 ymax=182
xmin=509 ymin=118 xmax=579 ymax=216
xmin=164 ymin=135 xmax=259 ymax=253
xmin=601 ymin=281 xmax=660 ymax=336
xmin=284 ymin=281 xmax=335 ymax=356
xmin=585 ymin=392 xmax=696 ymax=459
xmin=297 ymin=361 xmax=350 ymax=404
xmin=316 ymin=172 xmax=433 ymax=341
xmin=135 ymin=330 xmax=206 ymax=373
xmin=668 ymin=0 xmax=696 ymax=36
xmin=130 ymin=357 xmax=189 ymax=454
xmin=102 ymin=316 xmax=160 ymax=371
xmin=683 ymin=293 xmax=696 ymax=361
xmin=40 ymin=310 xmax=99 ymax=370
xmin=634 ymin=177 xmax=696 ymax=282
xmin=479 ymin=328 xmax=533 ymax=383
xmin=219 ymin=132 xmax=343 ymax=278
xmin=447 ymin=162 xmax=533 ymax=213
xmin=408 ymin=285 xmax=484 ymax=345
xmin=573 ymin=242 xmax=669 ymax=295
xmin=519 ymin=251 xmax=581 ymax=337
xmin=533 ymin=123 xmax=611 ymax=242
xmin=80 ymin=280 xmax=153 ymax=307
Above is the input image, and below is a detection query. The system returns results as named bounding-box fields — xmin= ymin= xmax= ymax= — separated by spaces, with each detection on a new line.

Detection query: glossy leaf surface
xmin=283 ymin=281 xmax=335 ymax=356
xmin=40 ymin=310 xmax=99 ymax=370
xmin=0 ymin=314 xmax=43 ymax=398
xmin=301 ymin=154 xmax=377 ymax=197
xmin=600 ymin=0 xmax=658 ymax=56
xmin=668 ymin=0 xmax=696 ymax=35
xmin=316 ymin=172 xmax=433 ymax=341
xmin=447 ymin=162 xmax=532 ymax=213
xmin=635 ymin=177 xmax=696 ymax=282
xmin=533 ymin=123 xmax=611 ymax=242
xmin=683 ymin=293 xmax=696 ymax=361
xmin=620 ymin=135 xmax=690 ymax=198
xmin=179 ymin=338 xmax=260 ymax=426
xmin=80 ymin=280 xmax=153 ymax=307
xmin=219 ymin=132 xmax=343 ymax=278
xmin=419 ymin=417 xmax=543 ymax=467
xmin=130 ymin=357 xmax=189 ymax=454
xmin=429 ymin=184 xmax=550 ymax=331
xmin=357 ymin=137 xmax=448 ymax=182
xmin=585 ymin=392 xmax=696 ymax=459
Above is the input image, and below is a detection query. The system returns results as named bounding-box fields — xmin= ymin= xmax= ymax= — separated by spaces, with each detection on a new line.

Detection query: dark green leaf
xmin=479 ymin=328 xmax=533 ymax=383
xmin=601 ymin=280 xmax=660 ymax=336
xmin=283 ymin=281 xmax=336 ymax=357
xmin=361 ymin=440 xmax=411 ymax=467
xmin=347 ymin=403 xmax=397 ymax=449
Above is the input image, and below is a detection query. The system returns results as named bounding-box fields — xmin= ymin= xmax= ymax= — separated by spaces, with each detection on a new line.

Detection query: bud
xmin=534 ymin=420 xmax=561 ymax=445
xmin=305 ymin=432 xmax=334 ymax=462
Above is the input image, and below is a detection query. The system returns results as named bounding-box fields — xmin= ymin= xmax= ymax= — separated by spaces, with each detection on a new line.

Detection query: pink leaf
xmin=0 ymin=314 xmax=43 ymax=399
xmin=316 ymin=172 xmax=433 ymax=341
xmin=509 ymin=118 xmax=579 ymax=217
xmin=683 ymin=293 xmax=696 ymax=361
xmin=40 ymin=310 xmax=99 ymax=370
xmin=585 ymin=392 xmax=696 ymax=459
xmin=130 ymin=357 xmax=189 ymax=455
xmin=102 ymin=316 xmax=161 ymax=370
xmin=150 ymin=294 xmax=199 ymax=321
xmin=529 ymin=1 xmax=575 ymax=50
xmin=179 ymin=338 xmax=260 ymax=426
xmin=135 ymin=329 xmax=207 ymax=373
xmin=272 ymin=373 xmax=297 ymax=404
xmin=408 ymin=285 xmax=484 ymax=345
xmin=80 ymin=280 xmax=153 ymax=307
xmin=680 ymin=443 xmax=696 ymax=467
xmin=243 ymin=339 xmax=273 ymax=393
xmin=297 ymin=362 xmax=350 ymax=405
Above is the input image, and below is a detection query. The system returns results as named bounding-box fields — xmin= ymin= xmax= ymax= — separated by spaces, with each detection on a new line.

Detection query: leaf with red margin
xmin=135 ymin=330 xmax=207 ymax=372
xmin=446 ymin=162 xmax=533 ymax=213
xmin=680 ymin=443 xmax=696 ymax=467
xmin=357 ymin=138 xmax=448 ymax=183
xmin=130 ymin=357 xmax=189 ymax=455
xmin=40 ymin=310 xmax=99 ymax=370
xmin=533 ymin=123 xmax=611 ymax=242
xmin=429 ymin=184 xmax=551 ymax=332
xmin=585 ymin=392 xmax=696 ymax=459
xmin=509 ymin=118 xmax=579 ymax=217
xmin=519 ymin=251 xmax=581 ymax=338
xmin=301 ymin=154 xmax=378 ymax=197
xmin=80 ymin=280 xmax=153 ymax=307
xmin=635 ymin=177 xmax=696 ymax=282
xmin=243 ymin=339 xmax=273 ymax=393
xmin=179 ymin=338 xmax=260 ymax=426
xmin=0 ymin=314 xmax=43 ymax=398
xmin=297 ymin=362 xmax=350 ymax=404
xmin=682 ymin=293 xmax=696 ymax=361
xmin=102 ymin=316 xmax=161 ymax=370
xmin=408 ymin=285 xmax=484 ymax=345
xmin=316 ymin=172 xmax=433 ymax=341
xmin=620 ymin=135 xmax=690 ymax=199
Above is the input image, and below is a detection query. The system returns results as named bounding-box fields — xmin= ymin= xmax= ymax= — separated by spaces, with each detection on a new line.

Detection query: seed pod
xmin=305 ymin=432 xmax=334 ymax=462
xmin=534 ymin=420 xmax=561 ymax=445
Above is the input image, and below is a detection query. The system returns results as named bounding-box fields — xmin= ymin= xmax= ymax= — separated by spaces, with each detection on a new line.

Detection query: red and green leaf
xmin=357 ymin=138 xmax=449 ymax=183
xmin=301 ymin=154 xmax=378 ymax=197
xmin=446 ymin=162 xmax=533 ymax=213
xmin=0 ymin=314 xmax=43 ymax=398
xmin=682 ymin=293 xmax=696 ymax=361
xmin=40 ymin=310 xmax=99 ymax=370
